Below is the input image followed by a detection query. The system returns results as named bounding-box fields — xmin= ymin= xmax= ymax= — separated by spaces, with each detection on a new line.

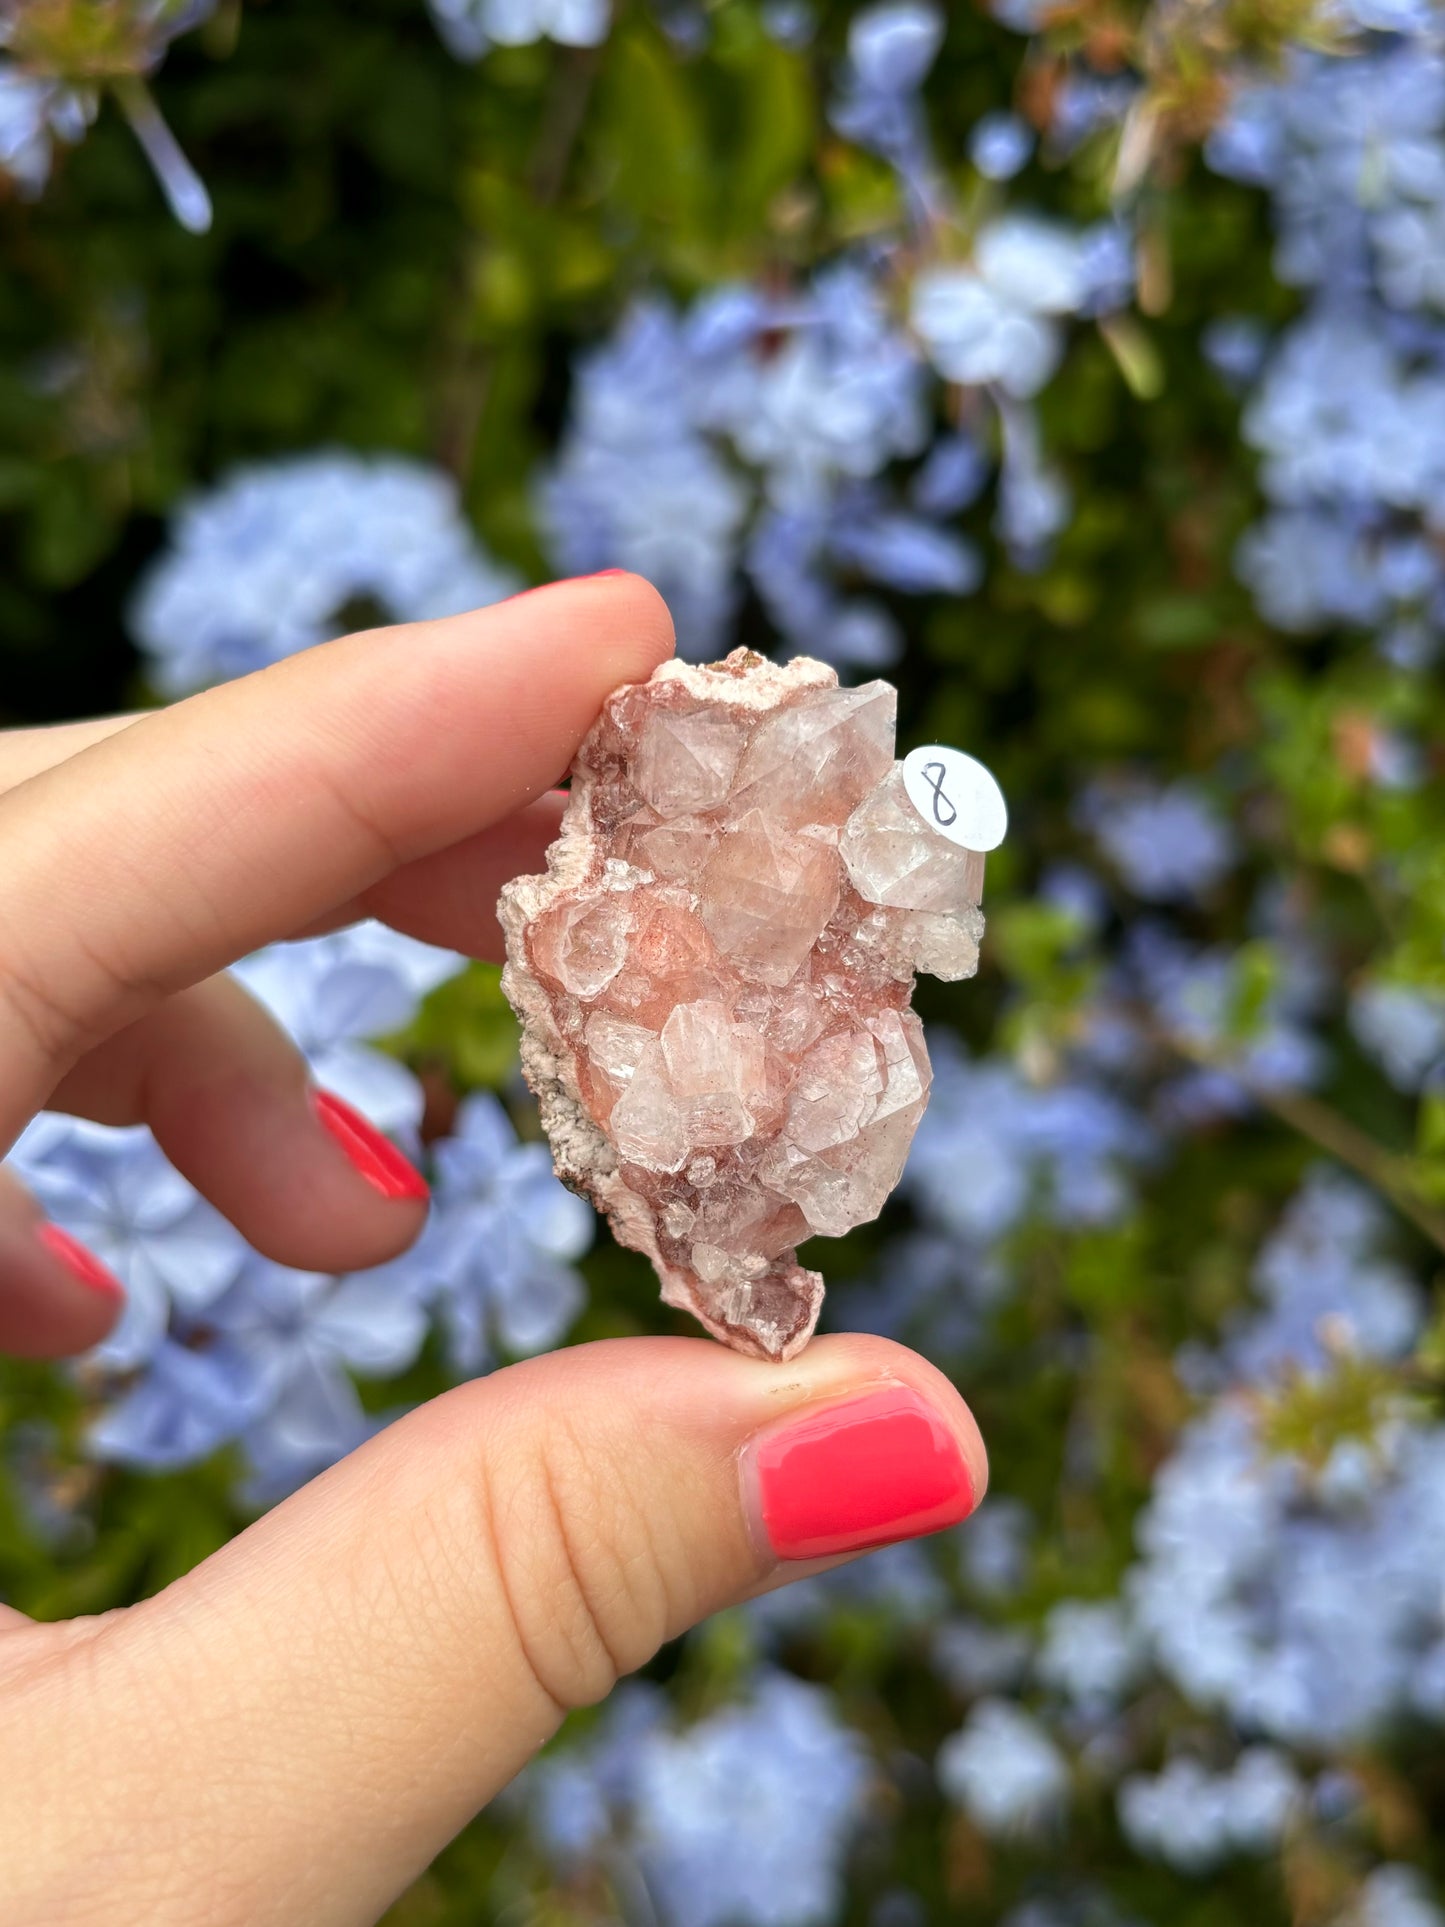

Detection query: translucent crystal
xmin=840 ymin=766 xmax=986 ymax=910
xmin=731 ymin=682 xmax=897 ymax=826
xmin=635 ymin=708 xmax=747 ymax=818
xmin=499 ymin=649 xmax=992 ymax=1361
xmin=700 ymin=811 xmax=841 ymax=986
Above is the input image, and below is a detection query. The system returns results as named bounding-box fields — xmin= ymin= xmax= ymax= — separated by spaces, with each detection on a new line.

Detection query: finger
xmin=39 ymin=795 xmax=568 ymax=1272
xmin=297 ymin=790 xmax=569 ymax=952
xmin=9 ymin=1334 xmax=986 ymax=1927
xmin=0 ymin=715 xmax=141 ymax=793
xmin=48 ymin=974 xmax=428 ymax=1276
xmin=0 ymin=1166 xmax=124 ymax=1358
xmin=0 ymin=728 xmax=566 ymax=955
xmin=0 ymin=574 xmax=673 ymax=1145
xmin=0 ymin=731 xmax=566 ymax=957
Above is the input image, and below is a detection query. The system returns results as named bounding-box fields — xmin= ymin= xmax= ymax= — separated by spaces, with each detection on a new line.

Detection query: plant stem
xmin=1250 ymin=1081 xmax=1445 ymax=1255
xmin=436 ymin=45 xmax=602 ymax=483
xmin=1166 ymin=1030 xmax=1445 ymax=1254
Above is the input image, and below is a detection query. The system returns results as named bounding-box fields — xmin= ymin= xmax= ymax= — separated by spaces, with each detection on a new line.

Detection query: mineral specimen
xmin=498 ymin=649 xmax=992 ymax=1362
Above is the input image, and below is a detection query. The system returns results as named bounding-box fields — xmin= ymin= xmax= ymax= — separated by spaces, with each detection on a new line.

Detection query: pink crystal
xmin=498 ymin=649 xmax=989 ymax=1361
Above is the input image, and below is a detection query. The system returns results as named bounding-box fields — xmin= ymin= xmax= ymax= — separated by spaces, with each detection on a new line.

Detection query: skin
xmin=0 ymin=574 xmax=987 ymax=1926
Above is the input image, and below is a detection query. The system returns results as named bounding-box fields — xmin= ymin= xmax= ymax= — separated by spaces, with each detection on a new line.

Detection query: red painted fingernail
xmin=749 ymin=1384 xmax=976 ymax=1561
xmin=311 ymin=1090 xmax=429 ymax=1202
xmin=585 ymin=568 xmax=629 ymax=579
xmin=36 ymin=1224 xmax=124 ymax=1301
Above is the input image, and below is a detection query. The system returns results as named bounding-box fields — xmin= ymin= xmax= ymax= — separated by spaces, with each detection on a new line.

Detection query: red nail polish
xmin=585 ymin=568 xmax=629 ymax=579
xmin=311 ymin=1091 xmax=430 ymax=1202
xmin=751 ymin=1384 xmax=975 ymax=1561
xmin=36 ymin=1224 xmax=124 ymax=1301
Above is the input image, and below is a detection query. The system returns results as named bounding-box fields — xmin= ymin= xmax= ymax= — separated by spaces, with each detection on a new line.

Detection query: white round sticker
xmin=901 ymin=745 xmax=1008 ymax=852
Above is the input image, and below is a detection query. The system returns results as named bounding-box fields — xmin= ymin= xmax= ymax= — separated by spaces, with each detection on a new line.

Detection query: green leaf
xmin=390 ymin=961 xmax=521 ymax=1091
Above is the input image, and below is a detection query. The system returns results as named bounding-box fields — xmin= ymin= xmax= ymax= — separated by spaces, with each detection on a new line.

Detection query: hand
xmin=0 ymin=575 xmax=987 ymax=1927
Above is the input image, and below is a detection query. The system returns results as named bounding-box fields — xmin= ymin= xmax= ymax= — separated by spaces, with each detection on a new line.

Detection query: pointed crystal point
xmin=635 ymin=706 xmax=747 ymax=818
xmin=732 ymin=681 xmax=897 ymax=827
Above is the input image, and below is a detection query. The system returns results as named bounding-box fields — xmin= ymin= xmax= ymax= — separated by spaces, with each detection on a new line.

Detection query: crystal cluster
xmin=499 ymin=649 xmax=987 ymax=1360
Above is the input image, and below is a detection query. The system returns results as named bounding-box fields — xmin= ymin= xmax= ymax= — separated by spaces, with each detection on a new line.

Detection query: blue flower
xmin=217 ymin=1256 xmax=432 ymax=1499
xmin=930 ymin=1615 xmax=1034 ymax=1695
xmin=528 ymin=1672 xmax=872 ymax=1927
xmin=1130 ymin=1391 xmax=1445 ymax=1748
xmin=830 ymin=2 xmax=945 ymax=210
xmin=760 ymin=0 xmax=816 ymax=49
xmin=1243 ymin=314 xmax=1445 ymax=518
xmin=937 ymin=1700 xmax=1069 ymax=1839
xmin=132 ymin=453 xmax=520 ymax=695
xmin=429 ymin=1093 xmax=592 ymax=1371
xmin=829 ymin=506 xmax=981 ymax=595
xmin=1226 ymin=1168 xmax=1422 ymax=1382
xmin=232 ymin=923 xmax=465 ymax=1145
xmin=4 ymin=924 xmax=529 ymax=1492
xmin=1118 ymin=1750 xmax=1302 ymax=1873
xmin=8 ymin=1114 xmax=248 ymax=1370
xmin=846 ymin=2 xmax=944 ymax=95
xmin=996 ymin=396 xmax=1071 ymax=562
xmin=912 ymin=216 xmax=1090 ymax=398
xmin=1202 ymin=315 xmax=1269 ymax=388
xmin=540 ymin=303 xmax=749 ymax=658
xmin=0 ymin=64 xmax=93 ymax=194
xmin=1077 ymin=779 xmax=1235 ymax=903
xmin=970 ymin=111 xmax=1034 ymax=180
xmin=704 ymin=265 xmax=931 ymax=509
xmin=631 ymin=1672 xmax=871 ymax=1927
xmin=746 ymin=1539 xmax=950 ymax=1642
xmin=1037 ymin=1600 xmax=1144 ymax=1709
xmin=1235 ymin=508 xmax=1394 ymax=634
xmin=86 ymin=1334 xmax=268 ymax=1472
xmin=910 ymin=433 xmax=990 ymax=514
xmin=428 ymin=0 xmax=611 ymax=60
xmin=1124 ymin=924 xmax=1326 ymax=1117
xmin=1356 ymin=1866 xmax=1445 ymax=1927
xmin=905 ymin=1033 xmax=1149 ymax=1244
xmin=1350 ymin=981 xmax=1445 ymax=1089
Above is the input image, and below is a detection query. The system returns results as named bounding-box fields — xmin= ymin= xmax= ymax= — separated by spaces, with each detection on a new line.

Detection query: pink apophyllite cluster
xmin=498 ymin=649 xmax=988 ymax=1362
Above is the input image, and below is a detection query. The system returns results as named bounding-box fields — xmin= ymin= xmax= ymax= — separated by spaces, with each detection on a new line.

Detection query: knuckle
xmin=0 ymin=921 xmax=153 ymax=1082
xmin=481 ymin=1415 xmax=674 ymax=1713
xmin=0 ymin=951 xmax=87 ymax=1073
xmin=300 ymin=757 xmax=410 ymax=874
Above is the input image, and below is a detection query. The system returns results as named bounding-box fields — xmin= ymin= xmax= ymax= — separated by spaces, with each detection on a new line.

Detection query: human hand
xmin=0 ymin=574 xmax=986 ymax=1926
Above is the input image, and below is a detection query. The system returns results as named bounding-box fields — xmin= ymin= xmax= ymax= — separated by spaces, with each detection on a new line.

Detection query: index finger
xmin=0 ymin=573 xmax=673 ymax=1148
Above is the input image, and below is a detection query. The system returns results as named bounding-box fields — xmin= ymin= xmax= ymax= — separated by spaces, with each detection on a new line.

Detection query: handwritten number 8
xmin=922 ymin=761 xmax=957 ymax=829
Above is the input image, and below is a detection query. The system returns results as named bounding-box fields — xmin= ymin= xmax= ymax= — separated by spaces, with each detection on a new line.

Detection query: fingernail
xmin=746 ymin=1383 xmax=976 ymax=1562
xmin=311 ymin=1090 xmax=430 ymax=1202
xmin=584 ymin=568 xmax=629 ymax=579
xmin=36 ymin=1224 xmax=125 ymax=1301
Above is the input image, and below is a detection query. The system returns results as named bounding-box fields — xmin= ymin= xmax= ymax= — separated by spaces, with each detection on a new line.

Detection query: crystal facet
xmin=499 ymin=649 xmax=991 ymax=1361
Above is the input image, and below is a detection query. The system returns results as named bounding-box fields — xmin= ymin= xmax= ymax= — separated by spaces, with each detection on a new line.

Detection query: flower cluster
xmin=131 ymin=452 xmax=520 ymax=695
xmin=427 ymin=0 xmax=610 ymax=62
xmin=524 ymin=1671 xmax=872 ymax=1926
xmin=0 ymin=1 xmax=217 ymax=226
xmin=538 ymin=4 xmax=1131 ymax=663
xmin=1211 ymin=28 xmax=1445 ymax=658
xmin=6 ymin=925 xmax=591 ymax=1498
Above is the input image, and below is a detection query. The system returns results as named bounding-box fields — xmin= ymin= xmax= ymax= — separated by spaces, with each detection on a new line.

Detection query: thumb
xmin=8 ymin=1333 xmax=985 ymax=1927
